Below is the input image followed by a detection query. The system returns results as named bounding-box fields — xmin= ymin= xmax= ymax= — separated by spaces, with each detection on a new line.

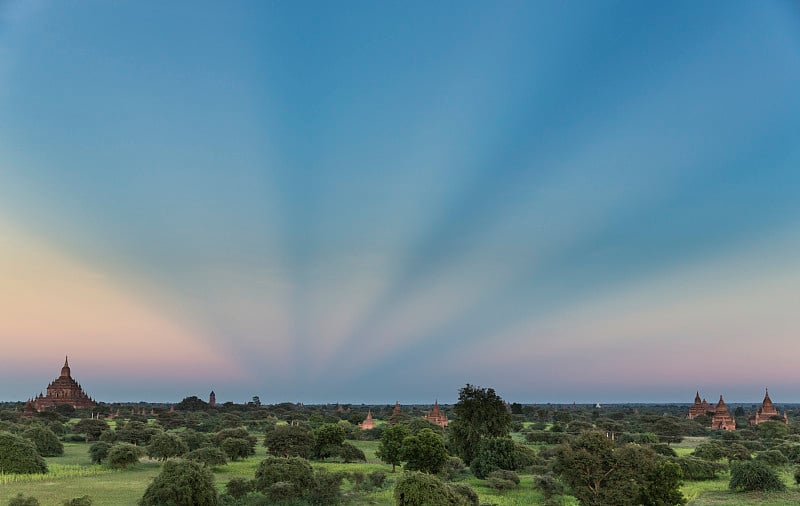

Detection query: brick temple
xmin=749 ymin=388 xmax=788 ymax=426
xmin=26 ymin=357 xmax=96 ymax=412
xmin=687 ymin=391 xmax=713 ymax=420
xmin=424 ymin=400 xmax=449 ymax=428
xmin=710 ymin=395 xmax=736 ymax=431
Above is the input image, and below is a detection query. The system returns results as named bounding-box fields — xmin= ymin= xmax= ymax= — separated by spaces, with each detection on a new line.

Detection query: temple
xmin=687 ymin=391 xmax=713 ymax=419
xmin=359 ymin=409 xmax=376 ymax=430
xmin=28 ymin=357 xmax=96 ymax=412
xmin=710 ymin=395 xmax=736 ymax=431
xmin=749 ymin=388 xmax=788 ymax=426
xmin=424 ymin=400 xmax=449 ymax=428
xmin=209 ymin=390 xmax=216 ymax=407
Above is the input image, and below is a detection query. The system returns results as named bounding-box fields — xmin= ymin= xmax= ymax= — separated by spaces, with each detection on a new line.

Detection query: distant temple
xmin=388 ymin=401 xmax=402 ymax=425
xmin=710 ymin=395 xmax=736 ymax=431
xmin=27 ymin=357 xmax=96 ymax=412
xmin=687 ymin=391 xmax=714 ymax=419
xmin=749 ymin=388 xmax=788 ymax=426
xmin=424 ymin=400 xmax=449 ymax=428
xmin=359 ymin=409 xmax=376 ymax=430
xmin=209 ymin=390 xmax=216 ymax=407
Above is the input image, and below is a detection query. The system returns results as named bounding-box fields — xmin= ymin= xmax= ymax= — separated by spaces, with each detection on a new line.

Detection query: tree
xmin=253 ymin=456 xmax=314 ymax=499
xmin=89 ymin=441 xmax=111 ymax=464
xmin=401 ymin=428 xmax=449 ymax=474
xmin=178 ymin=429 xmax=211 ymax=451
xmin=116 ymin=421 xmax=156 ymax=446
xmin=213 ymin=428 xmax=256 ymax=456
xmin=729 ymin=460 xmax=785 ymax=492
xmin=23 ymin=426 xmax=64 ymax=457
xmin=264 ymin=424 xmax=315 ymax=458
xmin=61 ymin=497 xmax=92 ymax=506
xmin=394 ymin=471 xmax=477 ymax=506
xmin=376 ymin=424 xmax=411 ymax=472
xmin=174 ymin=396 xmax=210 ymax=411
xmin=757 ymin=421 xmax=789 ymax=442
xmin=72 ymin=419 xmax=109 ymax=442
xmin=338 ymin=442 xmax=366 ymax=463
xmin=0 ymin=431 xmax=47 ymax=474
xmin=221 ymin=437 xmax=251 ymax=461
xmin=107 ymin=443 xmax=143 ymax=469
xmin=313 ymin=423 xmax=346 ymax=460
xmin=554 ymin=431 xmax=686 ymax=506
xmin=450 ymin=384 xmax=512 ymax=464
xmin=147 ymin=432 xmax=189 ymax=461
xmin=470 ymin=437 xmax=517 ymax=479
xmin=139 ymin=459 xmax=218 ymax=506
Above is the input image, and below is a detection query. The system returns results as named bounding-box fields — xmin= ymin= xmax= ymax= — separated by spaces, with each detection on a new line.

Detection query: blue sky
xmin=1 ymin=1 xmax=799 ymax=404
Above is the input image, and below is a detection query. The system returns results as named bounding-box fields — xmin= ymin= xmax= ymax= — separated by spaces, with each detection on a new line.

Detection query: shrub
xmin=308 ymin=468 xmax=344 ymax=505
xmin=224 ymin=477 xmax=252 ymax=499
xmin=89 ymin=441 xmax=111 ymax=464
xmin=444 ymin=456 xmax=466 ymax=480
xmin=794 ymin=466 xmax=800 ymax=485
xmin=394 ymin=472 xmax=476 ymax=506
xmin=22 ymin=426 xmax=64 ymax=457
xmin=670 ymin=456 xmax=725 ymax=481
xmin=487 ymin=469 xmax=520 ymax=485
xmin=253 ymin=456 xmax=314 ymax=499
xmin=140 ymin=459 xmax=218 ymax=506
xmin=337 ymin=442 xmax=366 ymax=463
xmin=449 ymin=483 xmax=479 ymax=506
xmin=147 ymin=431 xmax=189 ymax=461
xmin=533 ymin=473 xmax=565 ymax=502
xmin=754 ymin=449 xmax=789 ymax=467
xmin=187 ymin=447 xmax=228 ymax=467
xmin=61 ymin=497 xmax=92 ymax=506
xmin=729 ymin=460 xmax=785 ymax=492
xmin=107 ymin=443 xmax=143 ymax=469
xmin=0 ymin=431 xmax=47 ymax=474
xmin=7 ymin=494 xmax=40 ymax=506
xmin=367 ymin=470 xmax=387 ymax=490
xmin=650 ymin=443 xmax=678 ymax=457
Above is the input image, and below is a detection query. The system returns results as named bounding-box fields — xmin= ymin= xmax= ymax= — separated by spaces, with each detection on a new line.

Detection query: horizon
xmin=1 ymin=2 xmax=799 ymax=403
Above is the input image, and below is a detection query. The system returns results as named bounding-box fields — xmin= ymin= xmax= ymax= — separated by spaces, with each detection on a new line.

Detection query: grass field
xmin=2 ymin=438 xmax=800 ymax=505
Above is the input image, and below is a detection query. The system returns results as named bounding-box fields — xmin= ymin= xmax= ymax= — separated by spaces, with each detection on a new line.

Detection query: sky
xmin=1 ymin=1 xmax=799 ymax=405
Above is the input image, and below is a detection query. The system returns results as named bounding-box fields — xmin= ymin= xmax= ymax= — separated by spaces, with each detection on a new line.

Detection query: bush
xmin=308 ymin=468 xmax=344 ymax=505
xmin=0 ymin=431 xmax=47 ymax=474
xmin=7 ymin=494 xmax=39 ymax=506
xmin=754 ymin=449 xmax=789 ymax=467
xmin=394 ymin=471 xmax=476 ymax=506
xmin=487 ymin=469 xmax=520 ymax=485
xmin=470 ymin=437 xmax=517 ymax=479
xmin=253 ymin=456 xmax=314 ymax=499
xmin=22 ymin=426 xmax=64 ymax=457
xmin=729 ymin=460 xmax=785 ymax=492
xmin=337 ymin=442 xmax=366 ymax=463
xmin=140 ymin=459 xmax=218 ymax=506
xmin=444 ymin=456 xmax=466 ymax=480
xmin=794 ymin=466 xmax=800 ymax=485
xmin=367 ymin=470 xmax=388 ymax=490
xmin=187 ymin=447 xmax=228 ymax=467
xmin=107 ymin=443 xmax=143 ymax=469
xmin=224 ymin=477 xmax=252 ymax=499
xmin=89 ymin=441 xmax=111 ymax=464
xmin=533 ymin=473 xmax=565 ymax=502
xmin=263 ymin=424 xmax=314 ymax=459
xmin=214 ymin=428 xmax=256 ymax=456
xmin=221 ymin=438 xmax=252 ymax=462
xmin=650 ymin=443 xmax=678 ymax=457
xmin=147 ymin=431 xmax=189 ymax=461
xmin=61 ymin=497 xmax=92 ymax=506
xmin=670 ymin=456 xmax=725 ymax=481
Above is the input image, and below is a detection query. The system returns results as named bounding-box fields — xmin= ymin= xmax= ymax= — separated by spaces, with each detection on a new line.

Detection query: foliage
xmin=179 ymin=429 xmax=212 ymax=451
xmin=61 ymin=497 xmax=92 ymax=506
xmin=313 ymin=423 xmax=346 ymax=460
xmin=728 ymin=460 xmax=785 ymax=492
xmin=253 ymin=456 xmax=314 ymax=499
xmin=175 ymin=396 xmax=210 ymax=411
xmin=186 ymin=447 xmax=228 ymax=467
xmin=338 ymin=441 xmax=366 ymax=462
xmin=754 ymin=449 xmax=789 ymax=467
xmin=470 ymin=437 xmax=517 ymax=478
xmin=401 ymin=428 xmax=449 ymax=474
xmin=22 ymin=426 xmax=64 ymax=457
xmin=394 ymin=471 xmax=477 ymax=506
xmin=794 ymin=466 xmax=800 ymax=485
xmin=72 ymin=419 xmax=109 ymax=441
xmin=107 ymin=443 xmax=143 ymax=469
xmin=88 ymin=441 xmax=111 ymax=464
xmin=7 ymin=494 xmax=40 ymax=506
xmin=214 ymin=428 xmax=257 ymax=456
xmin=139 ymin=459 xmax=218 ymax=506
xmin=669 ymin=456 xmax=725 ymax=481
xmin=221 ymin=438 xmax=252 ymax=462
xmin=224 ymin=477 xmax=252 ymax=499
xmin=757 ymin=421 xmax=789 ymax=441
xmin=534 ymin=473 xmax=565 ymax=503
xmin=147 ymin=431 xmax=189 ymax=461
xmin=116 ymin=421 xmax=156 ymax=446
xmin=376 ymin=423 xmax=411 ymax=472
xmin=486 ymin=470 xmax=520 ymax=492
xmin=0 ymin=431 xmax=47 ymax=474
xmin=263 ymin=424 xmax=314 ymax=459
xmin=449 ymin=384 xmax=512 ymax=464
xmin=308 ymin=468 xmax=344 ymax=505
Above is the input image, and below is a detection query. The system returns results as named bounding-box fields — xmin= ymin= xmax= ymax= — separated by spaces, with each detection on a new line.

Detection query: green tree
xmin=61 ymin=497 xmax=92 ymax=506
xmin=107 ymin=443 xmax=143 ymax=469
xmin=7 ymin=494 xmax=40 ymax=506
xmin=116 ymin=421 xmax=156 ymax=446
xmin=253 ymin=456 xmax=314 ymax=499
xmin=213 ymin=428 xmax=256 ymax=456
xmin=394 ymin=471 xmax=477 ymax=506
xmin=0 ymin=431 xmax=47 ymax=474
xmin=264 ymin=424 xmax=315 ymax=458
xmin=470 ymin=437 xmax=517 ymax=478
xmin=186 ymin=447 xmax=227 ymax=467
xmin=220 ymin=437 xmax=251 ymax=461
xmin=22 ymin=426 xmax=64 ymax=457
xmin=147 ymin=431 xmax=189 ymax=461
xmin=450 ymin=384 xmax=512 ymax=464
xmin=313 ymin=423 xmax=346 ymax=460
xmin=174 ymin=396 xmax=210 ymax=411
xmin=88 ymin=441 xmax=111 ymax=464
xmin=729 ymin=460 xmax=785 ymax=492
xmin=139 ymin=459 xmax=218 ymax=506
xmin=376 ymin=424 xmax=411 ymax=472
xmin=757 ymin=421 xmax=789 ymax=442
xmin=338 ymin=442 xmax=366 ymax=463
xmin=401 ymin=428 xmax=448 ymax=474
xmin=72 ymin=419 xmax=109 ymax=442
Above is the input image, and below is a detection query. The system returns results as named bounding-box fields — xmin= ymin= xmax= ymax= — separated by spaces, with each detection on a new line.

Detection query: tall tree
xmin=450 ymin=384 xmax=512 ymax=465
xmin=376 ymin=424 xmax=411 ymax=472
xmin=401 ymin=428 xmax=448 ymax=474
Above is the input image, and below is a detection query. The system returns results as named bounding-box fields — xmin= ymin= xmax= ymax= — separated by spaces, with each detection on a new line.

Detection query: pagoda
xmin=687 ymin=391 xmax=713 ymax=419
xmin=424 ymin=400 xmax=449 ymax=428
xmin=749 ymin=388 xmax=788 ymax=426
xmin=29 ymin=357 xmax=96 ymax=412
xmin=359 ymin=409 xmax=376 ymax=430
xmin=710 ymin=395 xmax=736 ymax=431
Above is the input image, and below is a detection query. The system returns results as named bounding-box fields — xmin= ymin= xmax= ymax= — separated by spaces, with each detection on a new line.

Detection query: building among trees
xmin=209 ymin=390 xmax=216 ymax=407
xmin=749 ymin=388 xmax=788 ymax=426
xmin=27 ymin=357 xmax=96 ymax=412
xmin=424 ymin=400 xmax=449 ymax=428
xmin=710 ymin=395 xmax=736 ymax=431
xmin=687 ymin=391 xmax=713 ymax=419
xmin=359 ymin=409 xmax=376 ymax=430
